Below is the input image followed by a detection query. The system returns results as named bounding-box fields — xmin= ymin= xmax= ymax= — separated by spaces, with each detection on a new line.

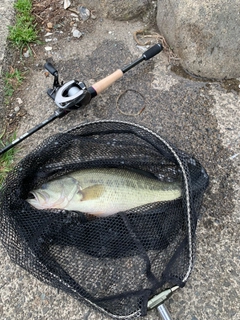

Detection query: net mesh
xmin=0 ymin=120 xmax=209 ymax=318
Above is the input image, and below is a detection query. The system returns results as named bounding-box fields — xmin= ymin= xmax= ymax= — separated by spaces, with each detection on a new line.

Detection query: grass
xmin=1 ymin=0 xmax=33 ymax=187
xmin=8 ymin=0 xmax=39 ymax=51
xmin=0 ymin=132 xmax=18 ymax=187
xmin=4 ymin=67 xmax=24 ymax=104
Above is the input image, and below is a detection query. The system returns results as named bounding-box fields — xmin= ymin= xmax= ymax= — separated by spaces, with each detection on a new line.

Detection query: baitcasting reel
xmin=45 ymin=62 xmax=93 ymax=111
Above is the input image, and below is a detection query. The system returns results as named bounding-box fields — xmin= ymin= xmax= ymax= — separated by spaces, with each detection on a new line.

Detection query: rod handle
xmin=143 ymin=43 xmax=163 ymax=60
xmin=91 ymin=69 xmax=123 ymax=95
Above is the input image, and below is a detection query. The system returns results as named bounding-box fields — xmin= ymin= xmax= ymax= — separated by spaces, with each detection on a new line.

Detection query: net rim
xmin=66 ymin=119 xmax=193 ymax=284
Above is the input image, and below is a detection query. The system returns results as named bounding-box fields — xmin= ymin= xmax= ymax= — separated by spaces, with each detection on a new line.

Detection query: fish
xmin=26 ymin=168 xmax=181 ymax=217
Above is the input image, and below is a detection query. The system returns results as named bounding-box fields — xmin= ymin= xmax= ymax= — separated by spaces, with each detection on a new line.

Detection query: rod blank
xmin=0 ymin=112 xmax=64 ymax=155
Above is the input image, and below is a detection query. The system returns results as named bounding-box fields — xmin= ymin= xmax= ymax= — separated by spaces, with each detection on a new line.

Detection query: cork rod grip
xmin=92 ymin=69 xmax=123 ymax=95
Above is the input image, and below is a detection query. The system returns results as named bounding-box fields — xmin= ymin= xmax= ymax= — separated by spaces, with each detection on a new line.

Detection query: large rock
xmin=157 ymin=0 xmax=240 ymax=79
xmin=76 ymin=0 xmax=151 ymax=21
xmin=103 ymin=0 xmax=150 ymax=20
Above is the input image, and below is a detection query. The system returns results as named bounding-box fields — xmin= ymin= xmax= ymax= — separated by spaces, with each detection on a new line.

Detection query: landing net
xmin=0 ymin=120 xmax=209 ymax=318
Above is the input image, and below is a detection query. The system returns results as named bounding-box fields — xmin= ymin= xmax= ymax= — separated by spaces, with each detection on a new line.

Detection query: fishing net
xmin=0 ymin=120 xmax=209 ymax=318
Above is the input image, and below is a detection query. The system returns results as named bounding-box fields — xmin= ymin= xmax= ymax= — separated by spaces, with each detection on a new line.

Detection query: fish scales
xmin=27 ymin=168 xmax=182 ymax=217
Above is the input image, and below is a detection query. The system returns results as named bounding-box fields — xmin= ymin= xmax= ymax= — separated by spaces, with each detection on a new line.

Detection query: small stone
xmin=47 ymin=22 xmax=53 ymax=29
xmin=91 ymin=12 xmax=97 ymax=20
xmin=72 ymin=29 xmax=82 ymax=38
xmin=70 ymin=13 xmax=78 ymax=18
xmin=78 ymin=6 xmax=90 ymax=21
xmin=42 ymin=307 xmax=49 ymax=314
xmin=23 ymin=50 xmax=30 ymax=58
xmin=16 ymin=98 xmax=23 ymax=105
xmin=14 ymin=106 xmax=20 ymax=112
xmin=45 ymin=46 xmax=52 ymax=51
xmin=64 ymin=0 xmax=71 ymax=10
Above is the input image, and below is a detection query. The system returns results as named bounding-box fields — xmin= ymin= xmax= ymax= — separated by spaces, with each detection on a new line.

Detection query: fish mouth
xmin=27 ymin=190 xmax=51 ymax=209
xmin=34 ymin=190 xmax=49 ymax=202
xmin=27 ymin=181 xmax=80 ymax=209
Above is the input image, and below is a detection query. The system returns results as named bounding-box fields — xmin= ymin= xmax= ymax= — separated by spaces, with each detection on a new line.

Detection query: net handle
xmin=157 ymin=304 xmax=173 ymax=320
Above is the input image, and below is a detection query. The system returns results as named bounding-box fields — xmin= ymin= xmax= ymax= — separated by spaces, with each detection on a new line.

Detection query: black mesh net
xmin=0 ymin=120 xmax=209 ymax=318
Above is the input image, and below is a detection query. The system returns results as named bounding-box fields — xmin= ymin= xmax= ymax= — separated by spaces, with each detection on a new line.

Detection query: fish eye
xmin=41 ymin=183 xmax=48 ymax=189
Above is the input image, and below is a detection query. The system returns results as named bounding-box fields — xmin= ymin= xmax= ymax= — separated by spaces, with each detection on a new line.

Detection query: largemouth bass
xmin=26 ymin=168 xmax=181 ymax=217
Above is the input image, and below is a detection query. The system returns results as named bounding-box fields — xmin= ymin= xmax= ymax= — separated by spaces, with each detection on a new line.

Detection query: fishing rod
xmin=0 ymin=43 xmax=162 ymax=155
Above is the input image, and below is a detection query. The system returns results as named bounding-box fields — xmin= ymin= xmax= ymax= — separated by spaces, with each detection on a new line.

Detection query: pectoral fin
xmin=80 ymin=184 xmax=105 ymax=201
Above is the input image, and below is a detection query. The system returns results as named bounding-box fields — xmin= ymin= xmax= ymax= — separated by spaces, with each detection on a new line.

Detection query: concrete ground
xmin=0 ymin=0 xmax=15 ymax=131
xmin=0 ymin=1 xmax=239 ymax=320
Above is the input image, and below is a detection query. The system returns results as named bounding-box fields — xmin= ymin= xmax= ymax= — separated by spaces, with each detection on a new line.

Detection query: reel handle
xmin=45 ymin=62 xmax=58 ymax=76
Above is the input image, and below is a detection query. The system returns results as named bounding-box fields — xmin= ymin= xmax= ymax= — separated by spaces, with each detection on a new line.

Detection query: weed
xmin=4 ymin=67 xmax=24 ymax=103
xmin=0 ymin=132 xmax=18 ymax=187
xmin=8 ymin=0 xmax=39 ymax=51
xmin=14 ymin=0 xmax=32 ymax=15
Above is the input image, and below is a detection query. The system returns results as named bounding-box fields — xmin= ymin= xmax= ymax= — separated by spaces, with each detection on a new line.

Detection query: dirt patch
xmin=33 ymin=0 xmax=72 ymax=28
xmin=32 ymin=0 xmax=96 ymax=41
